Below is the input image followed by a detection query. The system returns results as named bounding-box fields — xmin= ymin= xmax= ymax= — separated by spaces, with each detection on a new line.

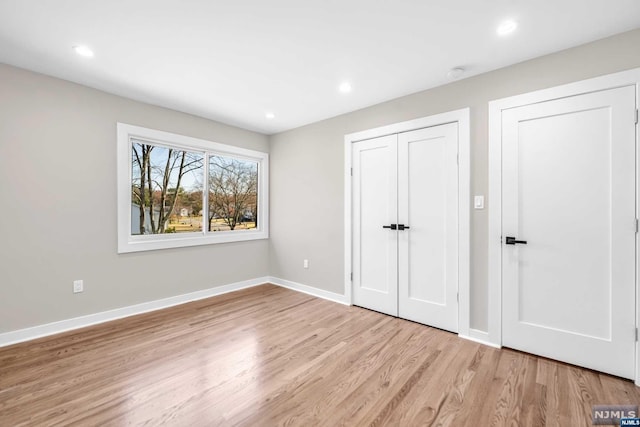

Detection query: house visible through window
xmin=118 ymin=123 xmax=268 ymax=253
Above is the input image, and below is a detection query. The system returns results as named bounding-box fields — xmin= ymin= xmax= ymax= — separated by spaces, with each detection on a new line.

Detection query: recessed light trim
xmin=73 ymin=45 xmax=94 ymax=57
xmin=496 ymin=20 xmax=517 ymax=36
xmin=339 ymin=82 xmax=352 ymax=93
xmin=265 ymin=112 xmax=275 ymax=119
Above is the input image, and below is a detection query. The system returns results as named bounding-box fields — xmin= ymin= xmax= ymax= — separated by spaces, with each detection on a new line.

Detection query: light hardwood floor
xmin=1 ymin=284 xmax=638 ymax=426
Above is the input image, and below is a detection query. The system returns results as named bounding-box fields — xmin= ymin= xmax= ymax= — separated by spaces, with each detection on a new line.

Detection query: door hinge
xmin=636 ymin=218 xmax=639 ymax=233
xmin=456 ymin=154 xmax=459 ymax=165
xmin=635 ymin=109 xmax=639 ymax=125
xmin=350 ymin=272 xmax=353 ymax=281
xmin=457 ymin=292 xmax=459 ymax=302
xmin=350 ymin=167 xmax=353 ymax=176
xmin=636 ymin=327 xmax=638 ymax=341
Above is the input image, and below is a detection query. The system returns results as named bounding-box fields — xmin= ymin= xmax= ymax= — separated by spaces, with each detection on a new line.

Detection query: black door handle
xmin=505 ymin=236 xmax=527 ymax=245
xmin=382 ymin=224 xmax=411 ymax=230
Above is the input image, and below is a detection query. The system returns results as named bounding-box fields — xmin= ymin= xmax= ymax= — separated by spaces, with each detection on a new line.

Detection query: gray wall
xmin=0 ymin=64 xmax=270 ymax=333
xmin=3 ymin=29 xmax=640 ymax=335
xmin=269 ymin=28 xmax=640 ymax=332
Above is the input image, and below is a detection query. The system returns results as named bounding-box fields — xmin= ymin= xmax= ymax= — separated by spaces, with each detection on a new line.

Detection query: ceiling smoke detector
xmin=447 ymin=67 xmax=465 ymax=80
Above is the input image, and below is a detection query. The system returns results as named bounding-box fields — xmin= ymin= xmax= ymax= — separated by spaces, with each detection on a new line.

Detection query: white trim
xmin=2 ymin=273 xmax=511 ymax=352
xmin=489 ymin=68 xmax=640 ymax=115
xmin=459 ymin=329 xmax=501 ymax=349
xmin=268 ymin=277 xmax=350 ymax=305
xmin=344 ymin=108 xmax=471 ymax=336
xmin=117 ymin=123 xmax=269 ymax=253
xmin=488 ymin=67 xmax=640 ymax=380
xmin=344 ymin=110 xmax=469 ymax=143
xmin=0 ymin=277 xmax=350 ymax=348
xmin=0 ymin=277 xmax=270 ymax=348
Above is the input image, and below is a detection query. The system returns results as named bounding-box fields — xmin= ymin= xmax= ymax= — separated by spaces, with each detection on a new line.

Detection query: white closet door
xmin=501 ymin=86 xmax=636 ymax=379
xmin=398 ymin=123 xmax=459 ymax=332
xmin=352 ymin=134 xmax=398 ymax=316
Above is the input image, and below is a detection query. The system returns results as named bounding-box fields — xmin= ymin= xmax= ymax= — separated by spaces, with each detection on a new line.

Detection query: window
xmin=117 ymin=123 xmax=268 ymax=253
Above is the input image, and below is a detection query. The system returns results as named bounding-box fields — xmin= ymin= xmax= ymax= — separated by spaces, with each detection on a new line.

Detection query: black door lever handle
xmin=382 ymin=224 xmax=411 ymax=230
xmin=505 ymin=236 xmax=527 ymax=245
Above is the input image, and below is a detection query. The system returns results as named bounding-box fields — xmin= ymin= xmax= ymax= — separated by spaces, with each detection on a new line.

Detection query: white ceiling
xmin=0 ymin=1 xmax=639 ymax=135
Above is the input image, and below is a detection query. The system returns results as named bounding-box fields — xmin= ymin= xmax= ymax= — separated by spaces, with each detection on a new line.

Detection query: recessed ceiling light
xmin=447 ymin=67 xmax=465 ymax=80
xmin=339 ymin=82 xmax=352 ymax=93
xmin=265 ymin=112 xmax=275 ymax=119
xmin=73 ymin=45 xmax=94 ymax=57
xmin=496 ymin=20 xmax=517 ymax=36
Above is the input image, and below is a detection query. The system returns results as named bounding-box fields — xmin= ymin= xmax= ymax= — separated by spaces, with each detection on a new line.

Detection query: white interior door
xmin=352 ymin=134 xmax=398 ymax=316
xmin=398 ymin=123 xmax=459 ymax=332
xmin=501 ymin=86 xmax=636 ymax=379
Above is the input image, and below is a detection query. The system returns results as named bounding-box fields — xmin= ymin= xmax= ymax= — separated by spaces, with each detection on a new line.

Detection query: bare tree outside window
xmin=131 ymin=141 xmax=203 ymax=235
xmin=208 ymin=156 xmax=258 ymax=231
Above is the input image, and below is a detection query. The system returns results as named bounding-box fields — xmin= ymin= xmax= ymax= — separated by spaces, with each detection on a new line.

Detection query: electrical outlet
xmin=73 ymin=280 xmax=84 ymax=293
xmin=303 ymin=259 xmax=309 ymax=269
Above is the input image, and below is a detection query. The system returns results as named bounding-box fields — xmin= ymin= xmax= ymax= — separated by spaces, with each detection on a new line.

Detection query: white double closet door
xmin=352 ymin=122 xmax=459 ymax=333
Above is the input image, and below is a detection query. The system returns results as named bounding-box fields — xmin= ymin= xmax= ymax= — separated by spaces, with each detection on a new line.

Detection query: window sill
xmin=118 ymin=229 xmax=269 ymax=253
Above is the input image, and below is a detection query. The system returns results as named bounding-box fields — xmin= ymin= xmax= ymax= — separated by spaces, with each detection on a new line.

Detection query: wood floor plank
xmin=1 ymin=284 xmax=639 ymax=426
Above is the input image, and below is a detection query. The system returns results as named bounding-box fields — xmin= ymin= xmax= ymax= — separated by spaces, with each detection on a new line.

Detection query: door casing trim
xmin=344 ymin=108 xmax=471 ymax=337
xmin=488 ymin=67 xmax=640 ymax=384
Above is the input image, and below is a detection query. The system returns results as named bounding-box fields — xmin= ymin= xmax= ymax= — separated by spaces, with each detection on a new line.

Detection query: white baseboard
xmin=0 ymin=277 xmax=270 ymax=348
xmin=0 ymin=277 xmax=351 ymax=348
xmin=268 ymin=277 xmax=350 ymax=305
xmin=1 ymin=275 xmax=499 ymax=351
xmin=459 ymin=328 xmax=501 ymax=348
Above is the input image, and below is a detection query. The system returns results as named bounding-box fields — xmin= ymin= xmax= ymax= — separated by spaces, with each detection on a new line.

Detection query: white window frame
xmin=117 ymin=123 xmax=269 ymax=253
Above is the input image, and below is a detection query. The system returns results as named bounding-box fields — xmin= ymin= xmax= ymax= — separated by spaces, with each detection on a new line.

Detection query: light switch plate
xmin=474 ymin=195 xmax=485 ymax=209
